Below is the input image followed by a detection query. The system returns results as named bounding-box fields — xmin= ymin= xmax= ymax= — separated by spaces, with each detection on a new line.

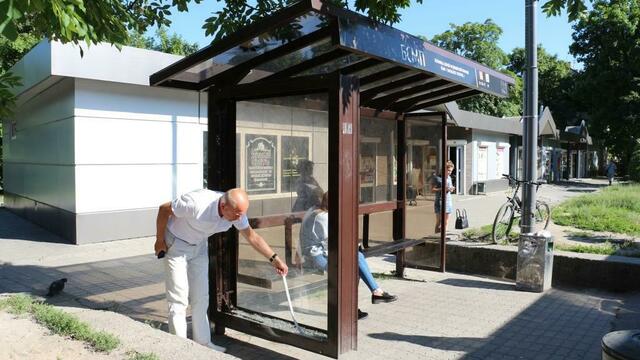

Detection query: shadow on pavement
xmin=0 ymin=258 xmax=318 ymax=359
xmin=369 ymin=332 xmax=484 ymax=351
xmin=436 ymin=278 xmax=515 ymax=291
xmin=369 ymin=288 xmax=640 ymax=360
xmin=0 ymin=208 xmax=68 ymax=243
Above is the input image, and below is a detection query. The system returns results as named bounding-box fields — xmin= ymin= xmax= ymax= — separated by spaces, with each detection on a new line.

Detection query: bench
xmin=239 ymin=201 xmax=425 ymax=289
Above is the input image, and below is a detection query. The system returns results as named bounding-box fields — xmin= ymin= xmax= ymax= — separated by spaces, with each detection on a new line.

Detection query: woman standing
xmin=432 ymin=160 xmax=455 ymax=234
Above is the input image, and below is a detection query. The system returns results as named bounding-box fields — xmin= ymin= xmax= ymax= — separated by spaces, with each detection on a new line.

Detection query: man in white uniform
xmin=154 ymin=188 xmax=288 ymax=352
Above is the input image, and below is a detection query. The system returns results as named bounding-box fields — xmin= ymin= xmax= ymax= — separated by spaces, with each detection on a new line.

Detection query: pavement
xmin=1 ymin=178 xmax=639 ymax=359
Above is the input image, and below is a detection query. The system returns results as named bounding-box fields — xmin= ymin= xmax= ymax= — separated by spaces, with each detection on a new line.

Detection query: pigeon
xmin=46 ymin=278 xmax=67 ymax=297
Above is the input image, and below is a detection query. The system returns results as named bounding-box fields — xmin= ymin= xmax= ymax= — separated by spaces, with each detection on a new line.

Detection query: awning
xmin=150 ymin=0 xmax=514 ymax=112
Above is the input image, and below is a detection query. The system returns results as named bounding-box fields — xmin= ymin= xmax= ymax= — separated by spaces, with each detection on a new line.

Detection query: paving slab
xmin=1 ymin=184 xmax=640 ymax=359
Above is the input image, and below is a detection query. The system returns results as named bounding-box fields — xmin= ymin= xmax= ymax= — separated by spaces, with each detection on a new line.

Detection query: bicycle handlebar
xmin=501 ymin=174 xmax=543 ymax=187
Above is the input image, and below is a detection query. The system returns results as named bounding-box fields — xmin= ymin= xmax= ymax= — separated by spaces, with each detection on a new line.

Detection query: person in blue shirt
xmin=606 ymin=160 xmax=617 ymax=186
xmin=431 ymin=161 xmax=456 ymax=234
xmin=299 ymin=191 xmax=397 ymax=319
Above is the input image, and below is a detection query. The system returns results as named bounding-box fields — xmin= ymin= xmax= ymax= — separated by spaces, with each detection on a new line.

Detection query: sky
xmin=164 ymin=0 xmax=579 ymax=68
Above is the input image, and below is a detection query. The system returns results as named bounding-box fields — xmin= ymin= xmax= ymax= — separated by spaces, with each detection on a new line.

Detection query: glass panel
xmin=171 ymin=12 xmax=329 ymax=83
xmin=404 ymin=119 xmax=443 ymax=269
xmin=359 ymin=69 xmax=419 ymax=91
xmin=359 ymin=117 xmax=397 ymax=204
xmin=235 ymin=94 xmax=329 ymax=336
xmin=294 ymin=53 xmax=366 ymax=77
xmin=238 ymin=38 xmax=334 ymax=83
xmin=358 ymin=117 xmax=397 ymax=248
xmin=351 ymin=62 xmax=398 ymax=81
xmin=365 ymin=76 xmax=434 ymax=99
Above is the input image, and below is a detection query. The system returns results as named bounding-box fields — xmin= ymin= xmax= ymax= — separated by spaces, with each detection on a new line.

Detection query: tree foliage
xmin=127 ymin=27 xmax=199 ymax=56
xmin=430 ymin=20 xmax=522 ymax=117
xmin=508 ymin=46 xmax=577 ymax=130
xmin=569 ymin=0 xmax=640 ymax=166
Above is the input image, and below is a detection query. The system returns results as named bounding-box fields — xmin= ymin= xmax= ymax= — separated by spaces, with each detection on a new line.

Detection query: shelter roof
xmin=150 ymin=0 xmax=514 ymax=112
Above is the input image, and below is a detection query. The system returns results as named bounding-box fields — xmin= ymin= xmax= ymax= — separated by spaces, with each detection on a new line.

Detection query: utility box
xmin=516 ymin=231 xmax=554 ymax=292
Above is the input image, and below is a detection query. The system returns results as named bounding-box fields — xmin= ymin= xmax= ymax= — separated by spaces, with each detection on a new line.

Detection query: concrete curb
xmin=410 ymin=241 xmax=640 ymax=292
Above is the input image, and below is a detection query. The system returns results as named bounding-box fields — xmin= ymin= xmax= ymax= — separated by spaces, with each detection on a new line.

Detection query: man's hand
xmin=272 ymin=257 xmax=288 ymax=276
xmin=154 ymin=238 xmax=167 ymax=257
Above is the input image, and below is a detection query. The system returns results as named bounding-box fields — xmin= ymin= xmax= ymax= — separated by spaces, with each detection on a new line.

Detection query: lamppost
xmin=522 ymin=0 xmax=538 ymax=233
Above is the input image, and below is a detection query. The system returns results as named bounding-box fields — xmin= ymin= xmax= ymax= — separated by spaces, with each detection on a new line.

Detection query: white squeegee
xmin=282 ymin=274 xmax=303 ymax=334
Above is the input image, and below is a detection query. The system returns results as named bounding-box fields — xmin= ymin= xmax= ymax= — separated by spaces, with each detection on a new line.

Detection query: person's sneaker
xmin=357 ymin=309 xmax=369 ymax=320
xmin=371 ymin=291 xmax=398 ymax=304
xmin=204 ymin=342 xmax=226 ymax=352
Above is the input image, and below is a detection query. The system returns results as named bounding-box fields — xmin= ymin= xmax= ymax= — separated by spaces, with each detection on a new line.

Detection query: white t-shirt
xmin=167 ymin=189 xmax=250 ymax=244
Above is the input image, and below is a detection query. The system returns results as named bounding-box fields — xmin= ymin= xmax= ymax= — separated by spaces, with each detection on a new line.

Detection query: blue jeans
xmin=310 ymin=251 xmax=379 ymax=292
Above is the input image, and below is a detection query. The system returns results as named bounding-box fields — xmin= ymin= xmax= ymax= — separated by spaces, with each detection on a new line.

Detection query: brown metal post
xmin=362 ymin=214 xmax=369 ymax=249
xmin=393 ymin=118 xmax=407 ymax=277
xmin=440 ymin=113 xmax=447 ymax=272
xmin=207 ymin=89 xmax=238 ymax=335
xmin=327 ymin=73 xmax=359 ymax=357
xmin=284 ymin=217 xmax=294 ymax=267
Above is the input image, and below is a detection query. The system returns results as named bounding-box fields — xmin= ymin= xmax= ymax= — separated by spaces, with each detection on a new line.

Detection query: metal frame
xmin=150 ymin=0 xmax=514 ymax=111
xmin=151 ymin=0 xmax=514 ymax=357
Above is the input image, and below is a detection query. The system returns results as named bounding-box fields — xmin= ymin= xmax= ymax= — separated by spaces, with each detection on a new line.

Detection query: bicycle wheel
xmin=492 ymin=202 xmax=515 ymax=244
xmin=535 ymin=200 xmax=551 ymax=230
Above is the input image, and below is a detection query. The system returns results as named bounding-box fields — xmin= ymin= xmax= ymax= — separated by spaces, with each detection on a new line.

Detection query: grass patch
xmin=0 ymin=294 xmax=120 ymax=352
xmin=127 ymin=350 xmax=160 ymax=360
xmin=552 ymin=184 xmax=640 ymax=236
xmin=555 ymin=240 xmax=640 ymax=257
xmin=462 ymin=224 xmax=493 ymax=239
xmin=566 ymin=230 xmax=593 ymax=238
xmin=556 ymin=242 xmax=618 ymax=255
xmin=372 ymin=271 xmax=397 ymax=280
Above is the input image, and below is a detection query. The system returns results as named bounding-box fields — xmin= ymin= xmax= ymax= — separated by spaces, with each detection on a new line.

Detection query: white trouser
xmin=164 ymin=230 xmax=211 ymax=345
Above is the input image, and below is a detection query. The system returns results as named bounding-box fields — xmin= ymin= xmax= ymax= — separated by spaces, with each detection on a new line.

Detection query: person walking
xmin=154 ymin=188 xmax=288 ymax=352
xmin=606 ymin=160 xmax=617 ymax=186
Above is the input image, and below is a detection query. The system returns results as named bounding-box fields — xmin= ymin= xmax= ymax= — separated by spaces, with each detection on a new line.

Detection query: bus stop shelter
xmin=150 ymin=0 xmax=514 ymax=357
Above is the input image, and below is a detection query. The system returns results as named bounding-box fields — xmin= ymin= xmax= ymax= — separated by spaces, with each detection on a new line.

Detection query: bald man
xmin=154 ymin=188 xmax=288 ymax=352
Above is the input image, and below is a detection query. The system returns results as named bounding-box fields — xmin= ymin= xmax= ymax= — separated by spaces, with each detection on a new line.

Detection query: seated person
xmin=299 ymin=191 xmax=397 ymax=319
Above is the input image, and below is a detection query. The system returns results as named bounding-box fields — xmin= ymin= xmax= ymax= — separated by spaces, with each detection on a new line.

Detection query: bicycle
xmin=491 ymin=174 xmax=550 ymax=244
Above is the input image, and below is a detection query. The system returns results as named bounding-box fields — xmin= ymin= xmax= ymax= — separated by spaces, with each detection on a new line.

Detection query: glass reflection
xmin=359 ymin=117 xmax=397 ymax=204
xmin=235 ymin=94 xmax=329 ymax=333
xmin=404 ymin=119 xmax=442 ymax=268
xmin=172 ymin=13 xmax=329 ymax=84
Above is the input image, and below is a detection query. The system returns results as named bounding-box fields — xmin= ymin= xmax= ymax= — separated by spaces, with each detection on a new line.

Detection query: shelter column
xmin=328 ymin=74 xmax=360 ymax=355
xmin=207 ymin=89 xmax=238 ymax=335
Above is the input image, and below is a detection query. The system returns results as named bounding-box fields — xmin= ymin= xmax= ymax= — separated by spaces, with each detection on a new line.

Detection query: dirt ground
xmin=0 ymin=311 xmax=113 ymax=360
xmin=0 ymin=299 xmax=227 ymax=360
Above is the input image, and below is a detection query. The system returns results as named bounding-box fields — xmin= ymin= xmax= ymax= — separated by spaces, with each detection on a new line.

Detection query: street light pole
xmin=522 ymin=0 xmax=539 ymax=233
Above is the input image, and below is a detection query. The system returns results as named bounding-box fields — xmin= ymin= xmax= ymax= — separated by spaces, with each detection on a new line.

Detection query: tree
xmin=127 ymin=27 xmax=199 ymax=56
xmin=508 ymin=46 xmax=578 ymax=130
xmin=569 ymin=0 xmax=640 ymax=168
xmin=430 ymin=20 xmax=522 ymax=117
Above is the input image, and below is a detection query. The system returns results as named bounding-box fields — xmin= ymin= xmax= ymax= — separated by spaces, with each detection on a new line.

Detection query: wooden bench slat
xmin=362 ymin=239 xmax=425 ymax=258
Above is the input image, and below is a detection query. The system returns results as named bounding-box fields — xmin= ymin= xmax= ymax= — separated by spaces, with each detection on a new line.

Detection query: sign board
xmin=245 ymin=134 xmax=277 ymax=194
xmin=339 ymin=18 xmax=512 ymax=98
xmin=281 ymin=136 xmax=310 ymax=192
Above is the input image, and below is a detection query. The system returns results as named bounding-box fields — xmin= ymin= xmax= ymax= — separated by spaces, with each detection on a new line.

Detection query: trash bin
xmin=516 ymin=230 xmax=554 ymax=292
xmin=602 ymin=330 xmax=640 ymax=360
